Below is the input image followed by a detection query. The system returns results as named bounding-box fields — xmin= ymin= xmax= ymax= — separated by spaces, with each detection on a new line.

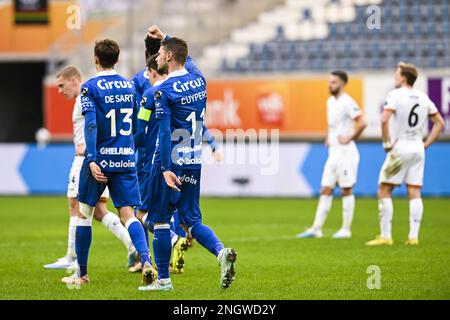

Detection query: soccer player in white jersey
xmin=366 ymin=63 xmax=445 ymax=246
xmin=297 ymin=71 xmax=367 ymax=239
xmin=44 ymin=66 xmax=140 ymax=270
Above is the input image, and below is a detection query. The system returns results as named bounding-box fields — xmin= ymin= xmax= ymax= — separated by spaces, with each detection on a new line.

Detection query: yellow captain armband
xmin=137 ymin=107 xmax=152 ymax=122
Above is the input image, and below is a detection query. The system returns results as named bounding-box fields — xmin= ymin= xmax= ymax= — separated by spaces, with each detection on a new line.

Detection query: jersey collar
xmin=154 ymin=79 xmax=165 ymax=86
xmin=96 ymin=70 xmax=118 ymax=77
xmin=166 ymin=68 xmax=188 ymax=80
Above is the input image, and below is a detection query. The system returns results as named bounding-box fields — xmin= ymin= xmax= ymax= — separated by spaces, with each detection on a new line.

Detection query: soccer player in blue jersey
xmin=134 ymin=53 xmax=191 ymax=275
xmin=61 ymin=39 xmax=156 ymax=287
xmin=139 ymin=26 xmax=236 ymax=291
xmin=132 ymin=35 xmax=187 ymax=256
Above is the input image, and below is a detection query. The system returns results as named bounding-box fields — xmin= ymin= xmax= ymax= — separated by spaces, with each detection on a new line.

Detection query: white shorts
xmin=67 ymin=156 xmax=110 ymax=199
xmin=378 ymin=146 xmax=425 ymax=187
xmin=321 ymin=149 xmax=360 ymax=189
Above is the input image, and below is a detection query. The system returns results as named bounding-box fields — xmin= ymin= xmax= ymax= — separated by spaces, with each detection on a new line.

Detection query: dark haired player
xmin=297 ymin=70 xmax=367 ymax=239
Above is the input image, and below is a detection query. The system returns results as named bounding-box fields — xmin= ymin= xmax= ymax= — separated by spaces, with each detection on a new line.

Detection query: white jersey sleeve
xmin=345 ymin=96 xmax=362 ymax=119
xmin=425 ymin=95 xmax=438 ymax=115
xmin=384 ymin=90 xmax=399 ymax=111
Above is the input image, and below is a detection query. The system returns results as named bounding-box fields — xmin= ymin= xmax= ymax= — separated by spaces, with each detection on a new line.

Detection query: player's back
xmin=81 ymin=70 xmax=136 ymax=171
xmin=386 ymin=87 xmax=437 ymax=147
xmin=155 ymin=68 xmax=207 ymax=168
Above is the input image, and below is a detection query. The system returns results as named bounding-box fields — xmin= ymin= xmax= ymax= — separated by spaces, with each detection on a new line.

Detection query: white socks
xmin=312 ymin=195 xmax=333 ymax=230
xmin=378 ymin=198 xmax=393 ymax=240
xmin=408 ymin=198 xmax=423 ymax=240
xmin=102 ymin=212 xmax=135 ymax=255
xmin=67 ymin=216 xmax=78 ymax=258
xmin=342 ymin=195 xmax=355 ymax=230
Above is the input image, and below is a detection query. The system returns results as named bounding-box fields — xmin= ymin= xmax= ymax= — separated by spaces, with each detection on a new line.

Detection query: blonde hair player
xmin=297 ymin=70 xmax=367 ymax=239
xmin=366 ymin=62 xmax=445 ymax=246
xmin=44 ymin=66 xmax=140 ymax=272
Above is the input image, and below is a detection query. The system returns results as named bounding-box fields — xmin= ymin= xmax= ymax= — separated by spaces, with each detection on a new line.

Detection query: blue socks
xmin=75 ymin=221 xmax=92 ymax=277
xmin=173 ymin=210 xmax=186 ymax=237
xmin=153 ymin=226 xmax=172 ymax=279
xmin=191 ymin=223 xmax=224 ymax=256
xmin=143 ymin=226 xmax=149 ymax=247
xmin=126 ymin=218 xmax=151 ymax=265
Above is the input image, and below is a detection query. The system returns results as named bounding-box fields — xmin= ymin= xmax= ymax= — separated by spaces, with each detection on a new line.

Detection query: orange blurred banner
xmin=44 ymin=78 xmax=363 ymax=139
xmin=206 ymin=78 xmax=363 ymax=135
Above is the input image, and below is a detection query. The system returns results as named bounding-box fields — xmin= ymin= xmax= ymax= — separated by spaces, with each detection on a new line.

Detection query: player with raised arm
xmin=297 ymin=71 xmax=367 ymax=239
xmin=135 ymin=52 xmax=222 ymax=275
xmin=138 ymin=25 xmax=236 ymax=291
xmin=132 ymin=34 xmax=189 ymax=256
xmin=45 ymin=66 xmax=139 ymax=271
xmin=61 ymin=40 xmax=156 ymax=286
xmin=366 ymin=62 xmax=445 ymax=246
xmin=133 ymin=53 xmax=190 ymax=274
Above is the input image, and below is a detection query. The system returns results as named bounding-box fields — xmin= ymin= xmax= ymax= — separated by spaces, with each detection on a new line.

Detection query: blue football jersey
xmin=131 ymin=67 xmax=152 ymax=124
xmin=132 ymin=67 xmax=152 ymax=170
xmin=135 ymin=81 xmax=163 ymax=172
xmin=154 ymin=56 xmax=206 ymax=170
xmin=81 ymin=70 xmax=137 ymax=172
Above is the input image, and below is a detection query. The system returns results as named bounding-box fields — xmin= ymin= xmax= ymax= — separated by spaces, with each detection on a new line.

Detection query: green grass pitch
xmin=0 ymin=196 xmax=449 ymax=300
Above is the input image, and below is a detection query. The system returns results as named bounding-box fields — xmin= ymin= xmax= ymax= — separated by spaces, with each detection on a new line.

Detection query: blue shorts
xmin=78 ymin=162 xmax=141 ymax=208
xmin=136 ymin=166 xmax=153 ymax=212
xmin=149 ymin=166 xmax=202 ymax=227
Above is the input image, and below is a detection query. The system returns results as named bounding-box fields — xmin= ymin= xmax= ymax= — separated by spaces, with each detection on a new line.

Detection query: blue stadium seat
xmin=222 ymin=0 xmax=450 ymax=72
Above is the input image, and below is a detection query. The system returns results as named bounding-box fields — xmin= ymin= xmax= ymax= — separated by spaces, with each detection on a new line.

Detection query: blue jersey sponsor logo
xmin=154 ymin=65 xmax=207 ymax=169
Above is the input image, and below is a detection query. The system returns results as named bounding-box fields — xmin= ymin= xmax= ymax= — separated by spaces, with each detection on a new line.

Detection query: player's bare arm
xmin=381 ymin=109 xmax=395 ymax=152
xmin=424 ymin=112 xmax=445 ymax=149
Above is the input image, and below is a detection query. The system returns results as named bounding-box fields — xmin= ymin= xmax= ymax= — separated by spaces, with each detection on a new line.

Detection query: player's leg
xmin=297 ymin=156 xmax=336 ymax=238
xmin=172 ymin=210 xmax=187 ymax=238
xmin=405 ymin=185 xmax=422 ymax=245
xmin=366 ymin=183 xmax=395 ymax=246
xmin=367 ymin=151 xmax=409 ymax=246
xmin=44 ymin=198 xmax=79 ymax=269
xmin=140 ymin=165 xmax=186 ymax=275
xmin=179 ymin=169 xmax=236 ymax=289
xmin=297 ymin=187 xmax=334 ymax=239
xmin=332 ymin=187 xmax=354 ymax=239
xmin=333 ymin=151 xmax=359 ymax=238
xmin=108 ymin=171 xmax=156 ymax=286
xmin=118 ymin=206 xmax=156 ymax=285
xmin=93 ymin=195 xmax=139 ymax=269
xmin=405 ymin=154 xmax=425 ymax=245
xmin=61 ymin=163 xmax=105 ymax=284
xmin=139 ymin=166 xmax=175 ymax=291
xmin=45 ymin=157 xmax=82 ymax=269
xmin=136 ymin=170 xmax=151 ymax=247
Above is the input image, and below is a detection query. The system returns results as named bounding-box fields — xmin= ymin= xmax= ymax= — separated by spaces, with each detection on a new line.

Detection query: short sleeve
xmin=346 ymin=99 xmax=362 ymax=119
xmin=80 ymin=84 xmax=95 ymax=115
xmin=384 ymin=91 xmax=397 ymax=111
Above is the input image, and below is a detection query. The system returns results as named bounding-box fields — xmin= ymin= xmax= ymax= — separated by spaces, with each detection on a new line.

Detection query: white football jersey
xmin=72 ymin=95 xmax=85 ymax=146
xmin=326 ymin=93 xmax=362 ymax=152
xmin=384 ymin=87 xmax=438 ymax=144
